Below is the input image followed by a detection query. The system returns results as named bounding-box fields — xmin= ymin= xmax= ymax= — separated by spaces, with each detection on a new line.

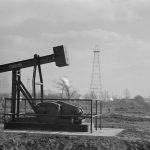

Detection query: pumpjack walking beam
xmin=0 ymin=45 xmax=69 ymax=119
xmin=0 ymin=45 xmax=69 ymax=73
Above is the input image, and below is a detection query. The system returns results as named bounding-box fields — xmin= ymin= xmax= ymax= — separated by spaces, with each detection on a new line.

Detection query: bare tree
xmin=84 ymin=91 xmax=97 ymax=99
xmin=57 ymin=77 xmax=71 ymax=99
xmin=56 ymin=77 xmax=82 ymax=99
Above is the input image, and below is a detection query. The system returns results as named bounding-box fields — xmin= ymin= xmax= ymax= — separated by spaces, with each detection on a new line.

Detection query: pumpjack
xmin=0 ymin=45 xmax=88 ymax=132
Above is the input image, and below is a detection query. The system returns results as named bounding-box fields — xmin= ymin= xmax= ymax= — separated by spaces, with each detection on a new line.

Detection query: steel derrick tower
xmin=90 ymin=46 xmax=103 ymax=100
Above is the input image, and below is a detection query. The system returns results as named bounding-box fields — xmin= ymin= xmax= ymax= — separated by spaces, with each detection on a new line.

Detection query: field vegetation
xmin=1 ymin=94 xmax=150 ymax=149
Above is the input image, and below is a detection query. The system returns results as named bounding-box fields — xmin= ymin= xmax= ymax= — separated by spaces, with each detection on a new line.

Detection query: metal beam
xmin=0 ymin=54 xmax=55 ymax=73
xmin=11 ymin=70 xmax=17 ymax=120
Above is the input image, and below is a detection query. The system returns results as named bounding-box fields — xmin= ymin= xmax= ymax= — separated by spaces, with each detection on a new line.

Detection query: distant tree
xmin=112 ymin=94 xmax=120 ymax=100
xmin=56 ymin=77 xmax=82 ymax=99
xmin=103 ymin=91 xmax=110 ymax=101
xmin=84 ymin=92 xmax=90 ymax=99
xmin=69 ymin=89 xmax=81 ymax=99
xmin=124 ymin=88 xmax=130 ymax=99
xmin=84 ymin=91 xmax=97 ymax=99
xmin=47 ymin=92 xmax=61 ymax=99
xmin=134 ymin=95 xmax=145 ymax=104
xmin=56 ymin=77 xmax=71 ymax=99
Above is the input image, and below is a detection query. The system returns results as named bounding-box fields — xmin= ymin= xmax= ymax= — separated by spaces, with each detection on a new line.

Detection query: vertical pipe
xmin=95 ymin=100 xmax=98 ymax=130
xmin=32 ymin=63 xmax=37 ymax=106
xmin=33 ymin=55 xmax=44 ymax=103
xmin=11 ymin=70 xmax=17 ymax=120
xmin=25 ymin=98 xmax=26 ymax=116
xmin=4 ymin=98 xmax=6 ymax=123
xmin=37 ymin=61 xmax=44 ymax=102
xmin=16 ymin=70 xmax=21 ymax=119
xmin=90 ymin=100 xmax=93 ymax=133
xmin=100 ymin=100 xmax=102 ymax=130
xmin=41 ymin=84 xmax=43 ymax=102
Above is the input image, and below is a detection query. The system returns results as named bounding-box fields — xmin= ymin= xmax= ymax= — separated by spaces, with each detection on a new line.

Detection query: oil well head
xmin=1 ymin=45 xmax=101 ymax=133
xmin=0 ymin=45 xmax=70 ymax=120
xmin=1 ymin=45 xmax=88 ymax=132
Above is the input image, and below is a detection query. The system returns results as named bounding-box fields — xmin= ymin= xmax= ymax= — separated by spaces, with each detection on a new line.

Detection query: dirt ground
xmin=1 ymin=129 xmax=150 ymax=150
xmin=1 ymin=97 xmax=150 ymax=149
xmin=1 ymin=113 xmax=150 ymax=150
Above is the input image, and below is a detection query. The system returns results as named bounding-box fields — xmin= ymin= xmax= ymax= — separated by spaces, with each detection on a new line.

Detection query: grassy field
xmin=1 ymin=113 xmax=150 ymax=150
xmin=1 ymin=96 xmax=150 ymax=149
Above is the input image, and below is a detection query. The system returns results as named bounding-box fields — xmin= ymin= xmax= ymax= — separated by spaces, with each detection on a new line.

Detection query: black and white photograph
xmin=0 ymin=0 xmax=150 ymax=149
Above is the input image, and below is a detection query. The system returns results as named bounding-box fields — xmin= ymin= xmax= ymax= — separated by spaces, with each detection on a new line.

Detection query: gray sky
xmin=0 ymin=0 xmax=150 ymax=98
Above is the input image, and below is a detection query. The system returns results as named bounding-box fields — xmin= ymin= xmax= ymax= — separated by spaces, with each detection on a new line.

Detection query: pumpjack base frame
xmin=4 ymin=118 xmax=89 ymax=132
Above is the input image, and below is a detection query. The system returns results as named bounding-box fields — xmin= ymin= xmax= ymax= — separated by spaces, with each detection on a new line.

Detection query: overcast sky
xmin=0 ymin=0 xmax=150 ymax=98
